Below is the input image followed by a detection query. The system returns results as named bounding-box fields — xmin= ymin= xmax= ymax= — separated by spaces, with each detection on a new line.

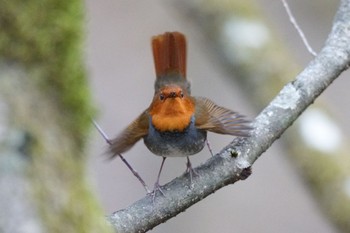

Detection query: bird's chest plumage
xmin=144 ymin=116 xmax=207 ymax=157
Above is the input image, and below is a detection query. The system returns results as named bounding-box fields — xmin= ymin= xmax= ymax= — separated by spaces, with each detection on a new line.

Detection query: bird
xmin=110 ymin=31 xmax=251 ymax=194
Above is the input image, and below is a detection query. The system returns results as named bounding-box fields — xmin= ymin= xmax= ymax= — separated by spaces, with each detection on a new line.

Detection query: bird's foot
xmin=150 ymin=181 xmax=165 ymax=203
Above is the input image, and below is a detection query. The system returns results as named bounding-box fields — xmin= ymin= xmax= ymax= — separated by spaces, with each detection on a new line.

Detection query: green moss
xmin=32 ymin=151 xmax=111 ymax=232
xmin=0 ymin=0 xmax=94 ymax=148
xmin=0 ymin=66 xmax=112 ymax=233
xmin=0 ymin=1 xmax=111 ymax=232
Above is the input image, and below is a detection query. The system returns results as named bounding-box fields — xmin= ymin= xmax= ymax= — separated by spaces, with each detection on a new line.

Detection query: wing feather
xmin=109 ymin=111 xmax=149 ymax=157
xmin=194 ymin=97 xmax=252 ymax=136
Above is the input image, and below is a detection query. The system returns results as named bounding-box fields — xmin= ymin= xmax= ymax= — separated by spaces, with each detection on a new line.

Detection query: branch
xmin=107 ymin=1 xmax=350 ymax=232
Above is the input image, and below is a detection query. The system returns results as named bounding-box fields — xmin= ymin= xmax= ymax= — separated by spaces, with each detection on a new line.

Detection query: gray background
xmin=85 ymin=0 xmax=348 ymax=232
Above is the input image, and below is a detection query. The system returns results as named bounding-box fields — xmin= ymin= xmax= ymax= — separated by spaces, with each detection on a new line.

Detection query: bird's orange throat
xmin=150 ymin=97 xmax=195 ymax=132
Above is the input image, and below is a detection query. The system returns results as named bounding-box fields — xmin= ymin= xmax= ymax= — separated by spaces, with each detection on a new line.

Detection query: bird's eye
xmin=180 ymin=91 xmax=184 ymax=98
xmin=159 ymin=94 xmax=165 ymax=100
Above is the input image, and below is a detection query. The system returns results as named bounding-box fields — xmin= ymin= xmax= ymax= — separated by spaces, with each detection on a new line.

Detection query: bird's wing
xmin=194 ymin=97 xmax=252 ymax=136
xmin=109 ymin=110 xmax=149 ymax=157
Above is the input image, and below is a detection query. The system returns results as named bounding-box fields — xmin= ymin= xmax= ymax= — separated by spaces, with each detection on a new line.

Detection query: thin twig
xmin=92 ymin=120 xmax=151 ymax=193
xmin=92 ymin=119 xmax=111 ymax=144
xmin=281 ymin=0 xmax=317 ymax=56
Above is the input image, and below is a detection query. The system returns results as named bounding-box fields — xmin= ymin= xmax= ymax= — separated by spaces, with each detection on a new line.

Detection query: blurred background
xmin=85 ymin=0 xmax=349 ymax=233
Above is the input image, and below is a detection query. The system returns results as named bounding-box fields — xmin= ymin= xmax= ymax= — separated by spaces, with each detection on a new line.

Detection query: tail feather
xmin=152 ymin=32 xmax=187 ymax=78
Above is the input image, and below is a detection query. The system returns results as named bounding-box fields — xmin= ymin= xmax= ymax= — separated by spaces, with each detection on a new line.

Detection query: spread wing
xmin=194 ymin=97 xmax=252 ymax=137
xmin=109 ymin=110 xmax=149 ymax=157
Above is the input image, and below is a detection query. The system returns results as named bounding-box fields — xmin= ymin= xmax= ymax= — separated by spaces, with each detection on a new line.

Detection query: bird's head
xmin=149 ymin=85 xmax=194 ymax=132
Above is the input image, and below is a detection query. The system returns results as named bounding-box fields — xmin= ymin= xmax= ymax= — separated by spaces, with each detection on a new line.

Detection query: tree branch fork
xmin=107 ymin=1 xmax=350 ymax=232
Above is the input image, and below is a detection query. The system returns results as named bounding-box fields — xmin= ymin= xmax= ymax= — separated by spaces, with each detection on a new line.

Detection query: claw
xmin=150 ymin=182 xmax=166 ymax=203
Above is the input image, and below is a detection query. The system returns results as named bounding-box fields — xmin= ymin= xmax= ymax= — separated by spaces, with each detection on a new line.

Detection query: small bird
xmin=110 ymin=32 xmax=251 ymax=193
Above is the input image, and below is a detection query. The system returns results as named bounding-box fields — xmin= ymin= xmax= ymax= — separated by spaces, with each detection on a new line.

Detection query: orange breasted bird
xmin=110 ymin=32 xmax=251 ymax=192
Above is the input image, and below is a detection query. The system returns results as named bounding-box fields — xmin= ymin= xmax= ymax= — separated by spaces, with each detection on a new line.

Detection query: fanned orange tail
xmin=152 ymin=32 xmax=186 ymax=78
xmin=152 ymin=32 xmax=190 ymax=93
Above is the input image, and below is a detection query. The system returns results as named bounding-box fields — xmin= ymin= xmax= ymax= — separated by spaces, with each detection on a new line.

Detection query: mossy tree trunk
xmin=0 ymin=1 xmax=112 ymax=233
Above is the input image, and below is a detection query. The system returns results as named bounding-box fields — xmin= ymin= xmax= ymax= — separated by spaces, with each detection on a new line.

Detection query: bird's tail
xmin=151 ymin=32 xmax=190 ymax=92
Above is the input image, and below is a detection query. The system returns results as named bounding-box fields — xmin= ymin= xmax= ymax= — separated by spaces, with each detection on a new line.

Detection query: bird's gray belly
xmin=143 ymin=118 xmax=207 ymax=157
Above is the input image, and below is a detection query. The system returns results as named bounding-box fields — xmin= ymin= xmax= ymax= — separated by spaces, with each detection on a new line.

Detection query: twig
xmin=92 ymin=120 xmax=151 ymax=193
xmin=92 ymin=120 xmax=111 ymax=144
xmin=281 ymin=0 xmax=317 ymax=56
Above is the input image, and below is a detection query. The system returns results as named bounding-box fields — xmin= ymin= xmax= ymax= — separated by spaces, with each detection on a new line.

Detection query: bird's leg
xmin=205 ymin=139 xmax=214 ymax=156
xmin=92 ymin=119 xmax=151 ymax=193
xmin=186 ymin=156 xmax=199 ymax=185
xmin=151 ymin=157 xmax=166 ymax=202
